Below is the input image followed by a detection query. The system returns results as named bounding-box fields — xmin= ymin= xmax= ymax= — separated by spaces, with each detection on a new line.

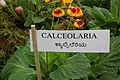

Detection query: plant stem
xmin=56 ymin=17 xmax=60 ymax=25
xmin=30 ymin=0 xmax=35 ymax=11
xmin=51 ymin=16 xmax=54 ymax=30
xmin=36 ymin=0 xmax=39 ymax=12
xmin=67 ymin=17 xmax=72 ymax=30
xmin=45 ymin=52 xmax=49 ymax=80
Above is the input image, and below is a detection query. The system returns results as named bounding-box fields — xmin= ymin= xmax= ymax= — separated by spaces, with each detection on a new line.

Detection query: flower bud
xmin=0 ymin=0 xmax=6 ymax=7
xmin=15 ymin=6 xmax=23 ymax=14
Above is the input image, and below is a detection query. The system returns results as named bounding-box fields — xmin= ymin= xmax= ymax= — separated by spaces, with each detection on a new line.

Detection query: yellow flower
xmin=75 ymin=8 xmax=83 ymax=17
xmin=59 ymin=0 xmax=73 ymax=7
xmin=67 ymin=6 xmax=76 ymax=17
xmin=74 ymin=19 xmax=84 ymax=28
xmin=52 ymin=8 xmax=65 ymax=17
xmin=45 ymin=0 xmax=52 ymax=3
xmin=67 ymin=7 xmax=83 ymax=17
xmin=65 ymin=0 xmax=73 ymax=4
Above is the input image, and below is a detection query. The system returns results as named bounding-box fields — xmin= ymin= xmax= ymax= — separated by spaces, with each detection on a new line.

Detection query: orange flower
xmin=45 ymin=0 xmax=52 ymax=3
xmin=67 ymin=7 xmax=83 ymax=17
xmin=74 ymin=19 xmax=84 ymax=28
xmin=52 ymin=8 xmax=65 ymax=17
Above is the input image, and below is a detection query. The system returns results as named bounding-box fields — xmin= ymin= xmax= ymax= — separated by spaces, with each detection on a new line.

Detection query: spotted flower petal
xmin=52 ymin=8 xmax=65 ymax=17
xmin=67 ymin=6 xmax=83 ymax=17
xmin=67 ymin=6 xmax=76 ymax=17
xmin=75 ymin=8 xmax=83 ymax=17
xmin=74 ymin=19 xmax=84 ymax=28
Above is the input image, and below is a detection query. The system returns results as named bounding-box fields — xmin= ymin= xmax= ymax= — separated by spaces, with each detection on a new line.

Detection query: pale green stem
xmin=51 ymin=16 xmax=54 ymax=30
xmin=45 ymin=52 xmax=49 ymax=79
xmin=67 ymin=17 xmax=72 ymax=30
xmin=61 ymin=17 xmax=67 ymax=21
xmin=56 ymin=17 xmax=60 ymax=25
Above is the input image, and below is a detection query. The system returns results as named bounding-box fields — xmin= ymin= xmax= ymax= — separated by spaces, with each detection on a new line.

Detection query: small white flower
xmin=0 ymin=0 xmax=6 ymax=7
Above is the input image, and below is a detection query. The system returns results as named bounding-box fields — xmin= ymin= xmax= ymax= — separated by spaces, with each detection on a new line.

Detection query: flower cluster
xmin=50 ymin=0 xmax=84 ymax=29
xmin=1 ymin=0 xmax=84 ymax=29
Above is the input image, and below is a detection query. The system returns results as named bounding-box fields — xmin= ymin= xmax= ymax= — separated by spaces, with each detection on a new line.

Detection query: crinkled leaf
xmin=91 ymin=37 xmax=120 ymax=76
xmin=8 ymin=68 xmax=36 ymax=80
xmin=0 ymin=41 xmax=36 ymax=80
xmin=97 ymin=72 xmax=117 ymax=80
xmin=85 ymin=53 xmax=99 ymax=63
xmin=0 ymin=41 xmax=46 ymax=80
xmin=50 ymin=54 xmax=91 ymax=80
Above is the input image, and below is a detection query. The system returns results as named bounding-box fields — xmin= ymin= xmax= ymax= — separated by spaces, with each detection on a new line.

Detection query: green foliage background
xmin=0 ymin=0 xmax=120 ymax=80
xmin=1 ymin=37 xmax=120 ymax=80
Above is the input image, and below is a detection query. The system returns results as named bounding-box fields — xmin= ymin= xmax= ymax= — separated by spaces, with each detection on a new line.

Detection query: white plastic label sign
xmin=30 ymin=30 xmax=110 ymax=53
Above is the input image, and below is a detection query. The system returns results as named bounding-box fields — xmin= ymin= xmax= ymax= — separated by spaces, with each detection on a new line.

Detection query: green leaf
xmin=100 ymin=8 xmax=113 ymax=20
xmin=47 ymin=52 xmax=58 ymax=71
xmin=85 ymin=53 xmax=99 ymax=64
xmin=32 ymin=17 xmax=46 ymax=23
xmin=91 ymin=6 xmax=106 ymax=21
xmin=87 ymin=20 xmax=101 ymax=30
xmin=8 ymin=68 xmax=36 ymax=80
xmin=97 ymin=72 xmax=117 ymax=80
xmin=91 ymin=37 xmax=120 ymax=77
xmin=50 ymin=54 xmax=91 ymax=80
xmin=113 ymin=16 xmax=120 ymax=23
xmin=24 ymin=11 xmax=34 ymax=27
xmin=116 ymin=75 xmax=120 ymax=80
xmin=71 ymin=3 xmax=79 ymax=7
xmin=83 ymin=6 xmax=92 ymax=16
xmin=110 ymin=0 xmax=118 ymax=18
xmin=0 ymin=41 xmax=36 ymax=80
